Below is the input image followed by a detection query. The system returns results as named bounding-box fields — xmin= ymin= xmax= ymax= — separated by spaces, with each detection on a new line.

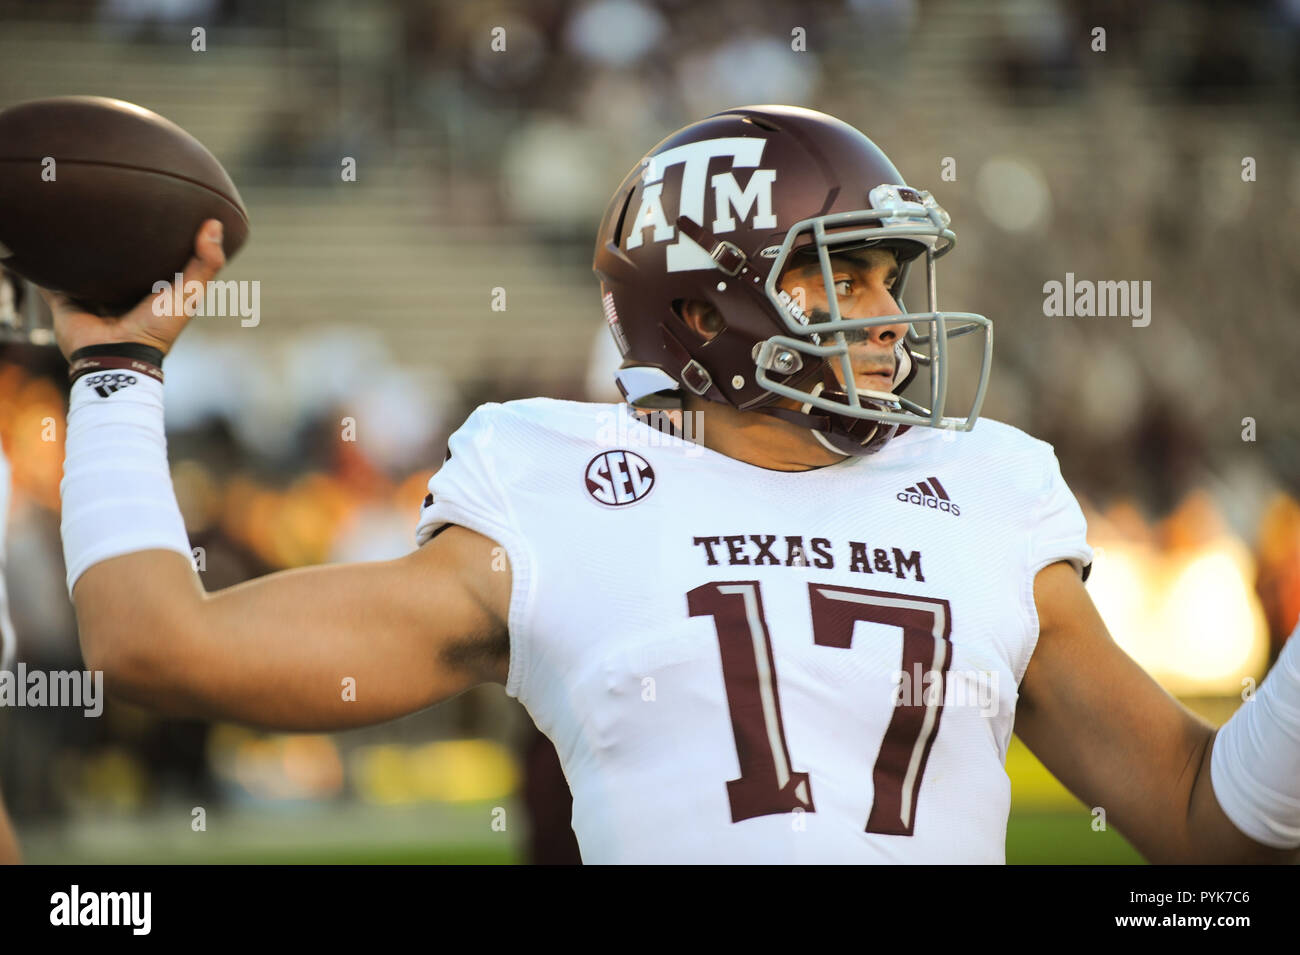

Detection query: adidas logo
xmin=85 ymin=372 xmax=139 ymax=399
xmin=897 ymin=476 xmax=960 ymax=516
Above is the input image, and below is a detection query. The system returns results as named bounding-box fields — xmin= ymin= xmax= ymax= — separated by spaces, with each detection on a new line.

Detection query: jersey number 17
xmin=688 ymin=581 xmax=953 ymax=836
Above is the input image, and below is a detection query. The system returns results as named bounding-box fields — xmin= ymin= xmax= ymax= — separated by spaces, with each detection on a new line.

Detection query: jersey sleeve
xmin=413 ymin=403 xmax=536 ymax=699
xmin=1028 ymin=445 xmax=1093 ymax=583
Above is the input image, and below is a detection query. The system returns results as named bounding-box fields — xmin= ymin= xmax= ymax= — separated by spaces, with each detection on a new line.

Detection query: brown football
xmin=0 ymin=95 xmax=250 ymax=316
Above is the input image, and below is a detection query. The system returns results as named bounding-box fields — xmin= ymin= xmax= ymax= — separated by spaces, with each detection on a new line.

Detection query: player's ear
xmin=677 ymin=299 xmax=725 ymax=342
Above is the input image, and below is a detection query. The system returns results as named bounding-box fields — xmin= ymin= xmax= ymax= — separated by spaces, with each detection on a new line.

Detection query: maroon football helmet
xmin=593 ymin=104 xmax=991 ymax=456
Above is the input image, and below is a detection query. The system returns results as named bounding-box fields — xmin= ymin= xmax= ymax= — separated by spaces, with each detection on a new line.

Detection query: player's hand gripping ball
xmin=0 ymin=95 xmax=248 ymax=323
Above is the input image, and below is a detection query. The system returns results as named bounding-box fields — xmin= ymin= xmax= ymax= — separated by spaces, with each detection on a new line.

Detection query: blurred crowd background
xmin=0 ymin=0 xmax=1298 ymax=863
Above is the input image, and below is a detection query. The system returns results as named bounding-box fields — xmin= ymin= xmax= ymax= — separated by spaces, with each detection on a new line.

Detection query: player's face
xmin=776 ymin=247 xmax=909 ymax=394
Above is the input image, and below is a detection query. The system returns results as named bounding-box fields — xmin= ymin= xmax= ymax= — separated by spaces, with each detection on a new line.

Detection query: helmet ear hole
xmin=611 ymin=184 xmax=635 ymax=246
xmin=677 ymin=299 xmax=725 ymax=342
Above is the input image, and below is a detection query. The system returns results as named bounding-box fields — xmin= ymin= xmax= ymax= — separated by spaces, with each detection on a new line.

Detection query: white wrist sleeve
xmin=1209 ymin=623 xmax=1300 ymax=849
xmin=60 ymin=372 xmax=192 ymax=595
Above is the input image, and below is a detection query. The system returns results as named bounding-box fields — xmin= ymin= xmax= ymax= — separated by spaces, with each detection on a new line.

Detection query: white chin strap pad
xmin=800 ymin=381 xmax=884 ymax=453
xmin=893 ymin=340 xmax=913 ymax=390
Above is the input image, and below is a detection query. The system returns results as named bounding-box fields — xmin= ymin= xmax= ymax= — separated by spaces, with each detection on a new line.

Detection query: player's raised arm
xmin=45 ymin=221 xmax=511 ymax=732
xmin=70 ymin=530 xmax=510 ymax=731
xmin=1017 ymin=560 xmax=1300 ymax=864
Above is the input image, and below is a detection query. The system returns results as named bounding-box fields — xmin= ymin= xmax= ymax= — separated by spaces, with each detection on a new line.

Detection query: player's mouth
xmin=831 ymin=349 xmax=895 ymax=388
xmin=857 ymin=366 xmax=894 ymax=383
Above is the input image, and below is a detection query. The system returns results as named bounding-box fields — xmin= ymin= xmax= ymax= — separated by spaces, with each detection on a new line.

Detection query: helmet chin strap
xmin=752 ymin=340 xmax=916 ymax=454
xmin=804 ymin=382 xmax=872 ymax=454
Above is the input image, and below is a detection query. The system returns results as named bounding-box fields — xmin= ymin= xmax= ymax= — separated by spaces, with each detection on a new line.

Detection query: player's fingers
xmin=180 ymin=220 xmax=226 ymax=299
xmin=156 ymin=219 xmax=225 ymax=320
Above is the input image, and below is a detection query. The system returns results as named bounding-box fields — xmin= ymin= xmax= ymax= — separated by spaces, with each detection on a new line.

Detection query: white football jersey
xmin=416 ymin=399 xmax=1092 ymax=863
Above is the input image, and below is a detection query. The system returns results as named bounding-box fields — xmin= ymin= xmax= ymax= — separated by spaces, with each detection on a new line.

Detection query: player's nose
xmin=855 ymin=286 xmax=909 ymax=344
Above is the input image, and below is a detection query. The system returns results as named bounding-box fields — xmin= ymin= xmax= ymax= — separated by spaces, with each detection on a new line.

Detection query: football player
xmin=38 ymin=106 xmax=1300 ymax=863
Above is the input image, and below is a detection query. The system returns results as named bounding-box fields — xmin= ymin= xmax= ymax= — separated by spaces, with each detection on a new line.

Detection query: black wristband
xmin=68 ymin=343 xmax=165 ymax=367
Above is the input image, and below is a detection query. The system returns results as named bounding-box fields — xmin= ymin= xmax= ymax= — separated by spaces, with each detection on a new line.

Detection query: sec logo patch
xmin=585 ymin=450 xmax=655 ymax=507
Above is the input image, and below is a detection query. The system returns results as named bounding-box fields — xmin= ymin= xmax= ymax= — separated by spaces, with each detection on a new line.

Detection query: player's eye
xmin=833 ymin=278 xmax=854 ymax=297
